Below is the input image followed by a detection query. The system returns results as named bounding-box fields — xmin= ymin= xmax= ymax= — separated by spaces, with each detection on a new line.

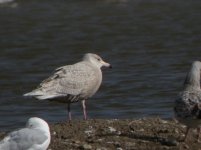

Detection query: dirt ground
xmin=1 ymin=118 xmax=201 ymax=150
xmin=49 ymin=118 xmax=201 ymax=150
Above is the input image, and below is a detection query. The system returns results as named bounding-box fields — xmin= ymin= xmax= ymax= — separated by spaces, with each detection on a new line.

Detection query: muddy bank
xmin=1 ymin=118 xmax=201 ymax=150
xmin=48 ymin=118 xmax=201 ymax=150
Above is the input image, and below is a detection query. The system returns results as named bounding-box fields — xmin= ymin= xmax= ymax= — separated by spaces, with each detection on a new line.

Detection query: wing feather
xmin=24 ymin=62 xmax=100 ymax=100
xmin=0 ymin=128 xmax=48 ymax=150
xmin=175 ymin=90 xmax=201 ymax=119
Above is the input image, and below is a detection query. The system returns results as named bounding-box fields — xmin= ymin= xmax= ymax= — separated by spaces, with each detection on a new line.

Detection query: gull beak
xmin=101 ymin=60 xmax=112 ymax=68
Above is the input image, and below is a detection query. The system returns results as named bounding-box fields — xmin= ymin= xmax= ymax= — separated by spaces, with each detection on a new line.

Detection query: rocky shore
xmin=1 ymin=118 xmax=201 ymax=150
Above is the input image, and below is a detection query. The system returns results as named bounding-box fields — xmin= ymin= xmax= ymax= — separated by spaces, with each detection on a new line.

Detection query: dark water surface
xmin=0 ymin=0 xmax=201 ymax=131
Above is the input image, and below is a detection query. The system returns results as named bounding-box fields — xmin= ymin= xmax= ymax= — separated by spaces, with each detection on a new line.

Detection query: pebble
xmin=125 ymin=142 xmax=136 ymax=148
xmin=79 ymin=144 xmax=92 ymax=150
xmin=174 ymin=128 xmax=179 ymax=133
xmin=85 ymin=126 xmax=95 ymax=136
xmin=117 ymin=131 xmax=121 ymax=135
xmin=138 ymin=128 xmax=145 ymax=132
xmin=106 ymin=141 xmax=114 ymax=144
xmin=161 ymin=120 xmax=168 ymax=124
xmin=96 ymin=148 xmax=108 ymax=150
xmin=108 ymin=127 xmax=117 ymax=133
xmin=73 ymin=140 xmax=81 ymax=144
xmin=85 ymin=130 xmax=94 ymax=136
xmin=97 ymin=138 xmax=103 ymax=141
xmin=114 ymin=141 xmax=121 ymax=147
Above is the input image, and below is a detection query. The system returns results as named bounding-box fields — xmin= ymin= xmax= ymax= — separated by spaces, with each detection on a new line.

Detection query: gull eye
xmin=97 ymin=58 xmax=101 ymax=61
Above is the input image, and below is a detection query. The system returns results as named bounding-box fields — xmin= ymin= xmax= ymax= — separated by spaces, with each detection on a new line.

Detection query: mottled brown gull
xmin=0 ymin=117 xmax=50 ymax=150
xmin=174 ymin=61 xmax=201 ymax=142
xmin=24 ymin=53 xmax=112 ymax=120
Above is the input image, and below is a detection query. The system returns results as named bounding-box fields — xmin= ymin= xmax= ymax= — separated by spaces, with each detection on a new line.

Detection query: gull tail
xmin=23 ymin=90 xmax=43 ymax=97
xmin=0 ymin=137 xmax=10 ymax=150
xmin=23 ymin=89 xmax=47 ymax=100
xmin=24 ymin=89 xmax=59 ymax=100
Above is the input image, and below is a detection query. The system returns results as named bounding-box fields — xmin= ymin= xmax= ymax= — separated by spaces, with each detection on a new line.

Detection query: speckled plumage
xmin=24 ymin=53 xmax=111 ymax=120
xmin=174 ymin=61 xmax=201 ymax=141
xmin=174 ymin=61 xmax=201 ymax=127
xmin=26 ymin=62 xmax=101 ymax=102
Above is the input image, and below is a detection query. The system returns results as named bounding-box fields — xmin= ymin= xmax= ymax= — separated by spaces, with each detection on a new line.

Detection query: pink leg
xmin=67 ymin=103 xmax=72 ymax=121
xmin=82 ymin=100 xmax=87 ymax=120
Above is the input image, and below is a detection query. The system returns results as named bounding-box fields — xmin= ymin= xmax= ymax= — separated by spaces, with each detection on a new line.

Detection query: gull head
xmin=26 ymin=117 xmax=49 ymax=132
xmin=192 ymin=61 xmax=201 ymax=70
xmin=184 ymin=61 xmax=201 ymax=89
xmin=83 ymin=53 xmax=112 ymax=68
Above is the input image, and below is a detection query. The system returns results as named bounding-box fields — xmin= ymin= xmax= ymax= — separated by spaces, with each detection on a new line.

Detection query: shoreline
xmin=1 ymin=118 xmax=200 ymax=150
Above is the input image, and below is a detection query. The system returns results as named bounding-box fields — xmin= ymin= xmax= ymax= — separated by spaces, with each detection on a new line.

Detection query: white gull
xmin=0 ymin=117 xmax=50 ymax=150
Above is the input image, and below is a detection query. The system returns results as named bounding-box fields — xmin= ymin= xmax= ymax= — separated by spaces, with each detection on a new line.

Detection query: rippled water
xmin=0 ymin=0 xmax=201 ymax=131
